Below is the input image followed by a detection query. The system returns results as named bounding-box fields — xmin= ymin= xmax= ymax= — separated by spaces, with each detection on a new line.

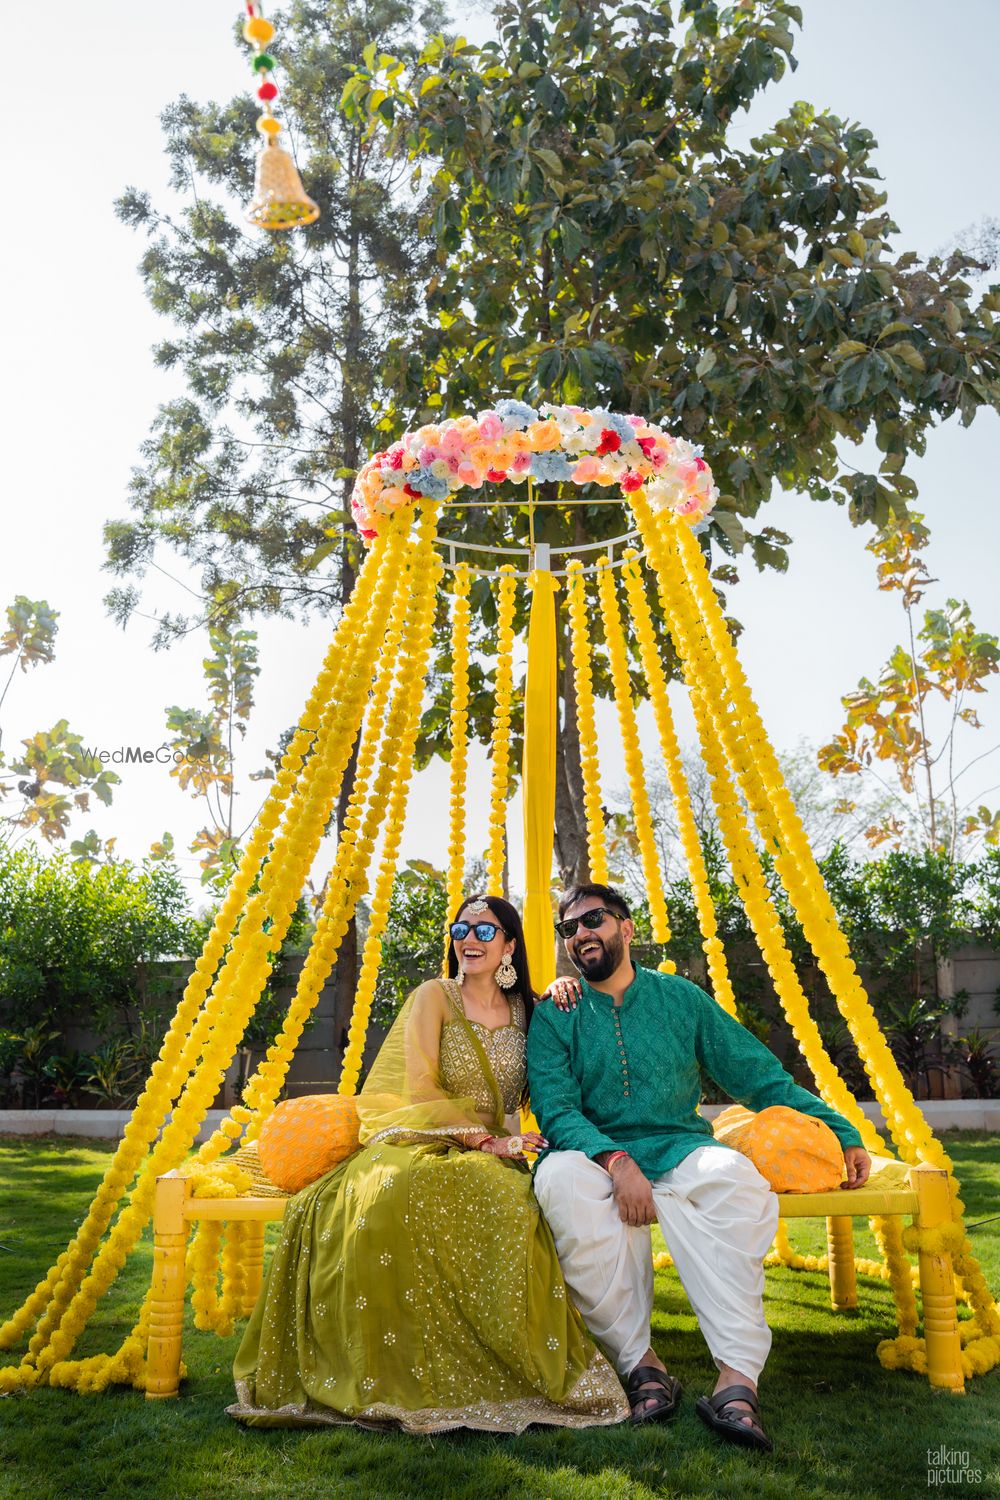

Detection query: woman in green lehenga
xmin=227 ymin=894 xmax=628 ymax=1434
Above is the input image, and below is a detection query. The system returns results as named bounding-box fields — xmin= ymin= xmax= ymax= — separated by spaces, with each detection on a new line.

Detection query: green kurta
xmin=526 ymin=964 xmax=863 ymax=1179
xmin=227 ymin=979 xmax=627 ymax=1434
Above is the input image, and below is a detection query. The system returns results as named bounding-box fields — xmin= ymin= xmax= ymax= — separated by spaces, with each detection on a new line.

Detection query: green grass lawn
xmin=1 ymin=1133 xmax=998 ymax=1500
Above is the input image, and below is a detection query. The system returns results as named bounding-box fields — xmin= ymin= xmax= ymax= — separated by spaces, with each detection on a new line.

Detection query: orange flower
xmin=527 ymin=419 xmax=562 ymax=452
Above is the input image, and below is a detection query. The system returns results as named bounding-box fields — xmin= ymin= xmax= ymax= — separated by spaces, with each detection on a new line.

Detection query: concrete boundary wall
xmin=2 ymin=1098 xmax=997 ymax=1142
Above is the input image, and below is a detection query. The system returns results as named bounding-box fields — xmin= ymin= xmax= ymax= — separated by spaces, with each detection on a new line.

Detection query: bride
xmin=227 ymin=893 xmax=628 ymax=1433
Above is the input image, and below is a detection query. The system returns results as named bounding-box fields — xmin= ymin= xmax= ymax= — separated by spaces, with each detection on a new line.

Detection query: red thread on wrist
xmin=605 ymin=1151 xmax=630 ymax=1173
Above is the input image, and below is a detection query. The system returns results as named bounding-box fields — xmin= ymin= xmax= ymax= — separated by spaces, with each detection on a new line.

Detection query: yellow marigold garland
xmin=665 ymin=510 xmax=1000 ymax=1366
xmin=340 ymin=503 xmax=445 ymax=1092
xmin=565 ymin=559 xmax=608 ymax=883
xmin=444 ymin=562 xmax=472 ymax=965
xmin=200 ymin=514 xmax=422 ymax=1147
xmin=184 ymin=1161 xmax=252 ymax=1337
xmin=595 ymin=556 xmax=674 ymax=968
xmin=484 ymin=565 xmax=517 ymax=893
xmin=619 ymin=549 xmax=736 ymax=1009
xmin=633 ymin=493 xmax=1000 ymax=1379
xmin=0 ymin=518 xmax=407 ymax=1394
xmin=688 ymin=680 xmax=879 ymax=1152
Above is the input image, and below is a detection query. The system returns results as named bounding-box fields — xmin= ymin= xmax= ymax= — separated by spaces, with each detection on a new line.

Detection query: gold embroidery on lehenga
xmin=439 ymin=979 xmax=527 ymax=1114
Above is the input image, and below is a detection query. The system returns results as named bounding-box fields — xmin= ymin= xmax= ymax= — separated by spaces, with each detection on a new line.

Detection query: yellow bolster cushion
xmin=257 ymin=1093 xmax=361 ymax=1194
xmin=712 ymin=1104 xmax=844 ymax=1193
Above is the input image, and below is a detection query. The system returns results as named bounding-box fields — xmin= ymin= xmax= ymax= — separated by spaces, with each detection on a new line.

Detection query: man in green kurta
xmin=527 ymin=882 xmax=872 ymax=1451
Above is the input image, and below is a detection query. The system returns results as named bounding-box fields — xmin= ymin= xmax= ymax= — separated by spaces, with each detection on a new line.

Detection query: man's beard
xmin=570 ymin=928 xmax=624 ymax=983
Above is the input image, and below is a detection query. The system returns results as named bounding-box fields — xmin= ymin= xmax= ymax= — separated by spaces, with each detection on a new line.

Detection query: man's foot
xmin=695 ymin=1377 xmax=772 ymax=1453
xmin=624 ymin=1348 xmax=682 ymax=1425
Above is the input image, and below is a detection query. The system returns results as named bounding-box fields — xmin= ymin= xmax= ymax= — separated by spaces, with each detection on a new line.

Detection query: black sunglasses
xmin=554 ymin=906 xmax=625 ymax=940
xmin=450 ymin=921 xmax=508 ymax=943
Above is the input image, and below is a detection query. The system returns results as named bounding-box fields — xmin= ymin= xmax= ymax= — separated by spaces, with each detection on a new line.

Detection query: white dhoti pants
xmin=534 ymin=1144 xmax=779 ymax=1381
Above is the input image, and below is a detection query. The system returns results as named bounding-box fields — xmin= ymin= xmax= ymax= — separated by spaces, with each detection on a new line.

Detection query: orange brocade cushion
xmin=712 ymin=1104 xmax=844 ymax=1193
xmin=257 ymin=1094 xmax=361 ymax=1193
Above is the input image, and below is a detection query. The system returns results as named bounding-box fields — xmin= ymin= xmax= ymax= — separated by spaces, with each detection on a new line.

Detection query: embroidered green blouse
xmin=526 ymin=964 xmax=863 ymax=1179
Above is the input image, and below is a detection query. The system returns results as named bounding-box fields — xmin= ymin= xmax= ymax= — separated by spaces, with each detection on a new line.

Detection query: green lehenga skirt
xmin=227 ymin=1138 xmax=628 ymax=1433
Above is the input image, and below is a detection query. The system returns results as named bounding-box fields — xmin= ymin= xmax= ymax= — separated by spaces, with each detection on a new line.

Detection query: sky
xmin=3 ymin=1 xmax=1000 ymax=907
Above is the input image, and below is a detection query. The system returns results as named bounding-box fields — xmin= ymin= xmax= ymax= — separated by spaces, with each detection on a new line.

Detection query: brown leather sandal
xmin=625 ymin=1364 xmax=682 ymax=1426
xmin=695 ymin=1383 xmax=772 ymax=1453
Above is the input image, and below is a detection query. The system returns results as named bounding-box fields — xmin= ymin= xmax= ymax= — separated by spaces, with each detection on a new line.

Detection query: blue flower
xmin=408 ymin=467 xmax=450 ymax=501
xmin=691 ymin=517 xmax=711 ymax=536
xmin=494 ymin=399 xmax=538 ymax=431
xmin=530 ymin=452 xmax=574 ymax=482
xmin=608 ymin=412 xmax=636 ymax=442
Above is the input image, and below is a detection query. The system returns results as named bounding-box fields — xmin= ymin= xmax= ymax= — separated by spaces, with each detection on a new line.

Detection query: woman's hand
xmin=482 ymin=1131 xmax=549 ymax=1159
xmin=540 ymin=976 xmax=583 ymax=1012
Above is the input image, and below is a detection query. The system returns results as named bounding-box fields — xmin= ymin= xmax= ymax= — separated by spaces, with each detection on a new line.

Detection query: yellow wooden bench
xmin=146 ymin=1153 xmax=965 ymax=1400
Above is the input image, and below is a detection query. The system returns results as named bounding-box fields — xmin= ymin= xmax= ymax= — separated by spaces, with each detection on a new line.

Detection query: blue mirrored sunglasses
xmin=450 ymin=921 xmax=507 ymax=943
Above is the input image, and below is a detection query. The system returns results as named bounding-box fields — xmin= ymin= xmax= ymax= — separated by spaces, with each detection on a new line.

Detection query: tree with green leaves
xmin=108 ymin=1 xmax=1000 ymax=897
xmin=343 ymin=0 xmax=1000 ymax=878
xmin=818 ymin=512 xmax=1000 ymax=859
xmin=0 ymin=597 xmax=120 ymax=848
xmin=156 ymin=621 xmax=262 ymax=887
xmin=108 ymin=0 xmax=448 ymax=1034
xmin=818 ymin=509 xmax=1000 ymax=1086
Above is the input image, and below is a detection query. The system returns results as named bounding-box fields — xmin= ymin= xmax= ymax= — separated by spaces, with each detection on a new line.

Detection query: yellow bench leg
xmin=241 ymin=1221 xmax=266 ymax=1316
xmin=826 ymin=1215 xmax=857 ymax=1310
xmin=912 ymin=1165 xmax=964 ymax=1394
xmin=146 ymin=1173 xmax=189 ymax=1399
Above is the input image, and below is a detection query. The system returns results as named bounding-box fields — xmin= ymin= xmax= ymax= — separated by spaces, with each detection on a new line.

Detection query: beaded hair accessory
xmin=466 ymin=897 xmax=490 ymax=915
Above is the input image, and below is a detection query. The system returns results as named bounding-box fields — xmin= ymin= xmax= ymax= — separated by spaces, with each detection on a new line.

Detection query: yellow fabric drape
xmin=521 ymin=569 xmax=559 ymax=993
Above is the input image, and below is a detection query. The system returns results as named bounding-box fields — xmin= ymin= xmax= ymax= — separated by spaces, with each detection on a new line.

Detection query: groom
xmin=526 ymin=882 xmax=871 ymax=1451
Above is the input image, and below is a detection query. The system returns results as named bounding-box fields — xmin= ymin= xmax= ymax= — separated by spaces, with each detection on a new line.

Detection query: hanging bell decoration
xmin=246 ymin=136 xmax=320 ymax=231
xmin=241 ymin=3 xmax=320 ymax=231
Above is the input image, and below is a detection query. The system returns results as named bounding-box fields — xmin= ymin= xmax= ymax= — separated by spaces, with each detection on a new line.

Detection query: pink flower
xmin=477 ymin=412 xmax=503 ymax=442
xmin=621 ymin=470 xmax=644 ymax=493
xmin=387 ymin=445 xmax=405 ymax=470
xmin=694 ymin=457 xmax=707 ymax=472
xmin=637 ymin=436 xmax=657 ymax=459
xmin=447 ymin=455 xmax=462 ymax=474
xmin=628 ymin=414 xmax=643 ymax=427
xmin=419 ymin=445 xmax=437 ymax=466
xmin=441 ymin=426 xmax=466 ymax=455
xmin=457 ymin=460 xmax=483 ymax=486
xmin=511 ymin=451 xmax=533 ymax=472
xmin=572 ymin=456 xmax=600 ymax=483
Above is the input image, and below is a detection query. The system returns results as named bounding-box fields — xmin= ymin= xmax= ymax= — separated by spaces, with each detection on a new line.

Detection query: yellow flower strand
xmin=444 ymin=562 xmax=472 ymax=965
xmin=619 ymin=549 xmax=736 ymax=1008
xmin=689 ymin=679 xmax=880 ymax=1152
xmin=632 ymin=494 xmax=878 ymax=1147
xmin=201 ymin=514 xmax=422 ymax=1146
xmin=340 ymin=503 xmax=445 ymax=1092
xmin=665 ymin=508 xmax=936 ymax=1169
xmin=485 ymin=565 xmax=517 ymax=893
xmin=637 ymin=496 xmax=1000 ymax=1375
xmin=666 ymin=512 xmax=1000 ymax=1349
xmin=595 ymin=556 xmax=674 ymax=968
xmin=184 ymin=1161 xmax=252 ymax=1338
xmin=0 ymin=518 xmax=408 ymax=1393
xmin=564 ymin=559 xmax=608 ymax=882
